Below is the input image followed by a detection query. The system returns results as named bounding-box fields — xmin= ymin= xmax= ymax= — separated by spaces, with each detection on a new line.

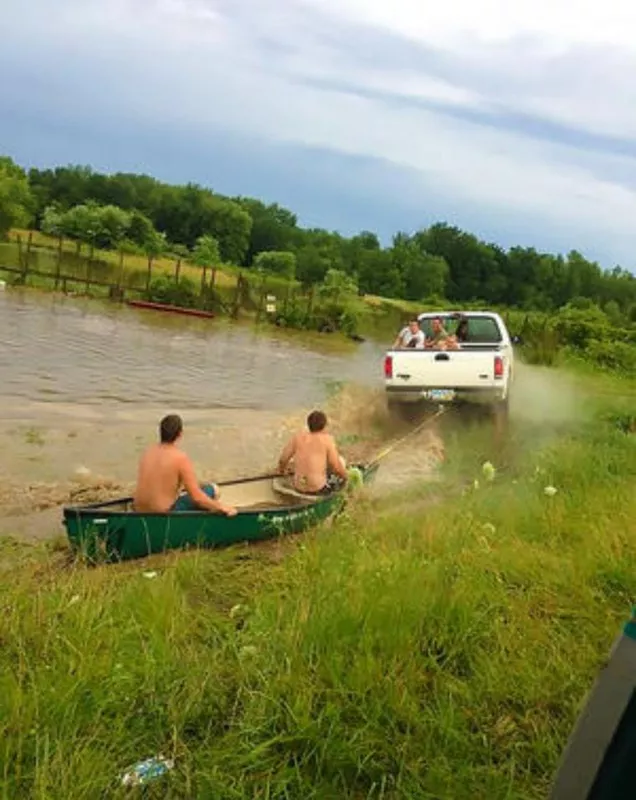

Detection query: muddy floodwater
xmin=0 ymin=291 xmax=444 ymax=541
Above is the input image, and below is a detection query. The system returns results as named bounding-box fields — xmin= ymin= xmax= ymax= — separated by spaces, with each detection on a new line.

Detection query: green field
xmin=2 ymin=371 xmax=635 ymax=798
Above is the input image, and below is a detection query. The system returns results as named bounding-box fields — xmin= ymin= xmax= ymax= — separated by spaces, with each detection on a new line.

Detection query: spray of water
xmin=510 ymin=362 xmax=586 ymax=427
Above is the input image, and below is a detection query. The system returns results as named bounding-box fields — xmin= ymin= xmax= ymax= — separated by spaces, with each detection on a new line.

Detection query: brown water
xmin=0 ymin=290 xmax=383 ymax=410
xmin=0 ymin=290 xmax=444 ymax=541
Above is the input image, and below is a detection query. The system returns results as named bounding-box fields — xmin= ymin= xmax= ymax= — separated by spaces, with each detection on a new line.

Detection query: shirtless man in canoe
xmin=133 ymin=413 xmax=237 ymax=515
xmin=278 ymin=410 xmax=348 ymax=495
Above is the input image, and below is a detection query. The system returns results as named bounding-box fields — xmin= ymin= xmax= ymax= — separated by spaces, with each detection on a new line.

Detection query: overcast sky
xmin=1 ymin=0 xmax=635 ymax=269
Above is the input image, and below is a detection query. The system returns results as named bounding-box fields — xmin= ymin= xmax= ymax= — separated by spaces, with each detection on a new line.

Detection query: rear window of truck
xmin=418 ymin=316 xmax=503 ymax=343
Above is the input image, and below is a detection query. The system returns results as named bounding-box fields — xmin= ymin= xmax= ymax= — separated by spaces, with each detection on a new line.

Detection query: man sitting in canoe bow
xmin=133 ymin=414 xmax=237 ymax=516
xmin=278 ymin=410 xmax=348 ymax=495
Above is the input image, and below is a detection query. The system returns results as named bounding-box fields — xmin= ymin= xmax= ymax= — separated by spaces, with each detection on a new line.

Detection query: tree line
xmin=1 ymin=155 xmax=635 ymax=325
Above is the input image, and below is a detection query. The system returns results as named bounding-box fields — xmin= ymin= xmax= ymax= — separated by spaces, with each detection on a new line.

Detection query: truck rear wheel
xmin=387 ymin=398 xmax=422 ymax=423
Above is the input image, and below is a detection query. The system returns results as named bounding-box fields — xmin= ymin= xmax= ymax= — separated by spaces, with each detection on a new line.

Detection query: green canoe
xmin=62 ymin=463 xmax=378 ymax=563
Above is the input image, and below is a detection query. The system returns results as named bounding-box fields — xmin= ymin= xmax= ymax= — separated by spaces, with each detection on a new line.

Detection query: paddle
xmin=366 ymin=406 xmax=447 ymax=468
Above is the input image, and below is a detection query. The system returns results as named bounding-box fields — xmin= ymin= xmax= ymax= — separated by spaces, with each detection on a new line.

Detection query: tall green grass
xmin=1 ymin=398 xmax=636 ymax=797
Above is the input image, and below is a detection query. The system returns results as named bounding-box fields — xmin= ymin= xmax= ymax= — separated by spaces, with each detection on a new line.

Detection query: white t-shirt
xmin=398 ymin=327 xmax=425 ymax=348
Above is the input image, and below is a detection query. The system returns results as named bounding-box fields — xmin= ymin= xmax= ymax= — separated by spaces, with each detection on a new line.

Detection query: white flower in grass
xmin=544 ymin=486 xmax=558 ymax=497
xmin=482 ymin=462 xmax=496 ymax=482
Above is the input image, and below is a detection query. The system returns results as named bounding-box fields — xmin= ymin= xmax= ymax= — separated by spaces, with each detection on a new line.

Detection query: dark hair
xmin=456 ymin=318 xmax=469 ymax=341
xmin=307 ymin=410 xmax=327 ymax=433
xmin=408 ymin=318 xmax=419 ymax=325
xmin=160 ymin=414 xmax=183 ymax=444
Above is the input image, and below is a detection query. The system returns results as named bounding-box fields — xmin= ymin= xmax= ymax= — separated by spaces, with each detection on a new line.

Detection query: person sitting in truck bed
xmin=444 ymin=317 xmax=469 ymax=350
xmin=424 ymin=317 xmax=450 ymax=349
xmin=393 ymin=318 xmax=425 ymax=349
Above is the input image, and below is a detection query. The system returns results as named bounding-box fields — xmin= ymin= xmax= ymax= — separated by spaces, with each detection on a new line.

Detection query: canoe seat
xmin=272 ymin=477 xmax=327 ymax=502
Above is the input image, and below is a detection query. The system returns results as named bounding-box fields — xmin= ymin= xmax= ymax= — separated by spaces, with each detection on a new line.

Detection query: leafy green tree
xmin=0 ymin=156 xmax=33 ymax=238
xmin=97 ymin=205 xmax=131 ymax=249
xmin=603 ymin=300 xmax=624 ymax=327
xmin=318 ymin=268 xmax=358 ymax=300
xmin=127 ymin=210 xmax=155 ymax=248
xmin=192 ymin=234 xmax=220 ymax=267
xmin=59 ymin=202 xmax=104 ymax=257
xmin=40 ymin=204 xmax=65 ymax=240
xmin=391 ymin=232 xmax=448 ymax=301
xmin=356 ymin=249 xmax=400 ymax=297
xmin=253 ymin=250 xmax=296 ymax=280
xmin=236 ymin=198 xmax=297 ymax=264
xmin=140 ymin=228 xmax=167 ymax=289
xmin=295 ymin=245 xmax=331 ymax=286
xmin=143 ymin=229 xmax=167 ymax=270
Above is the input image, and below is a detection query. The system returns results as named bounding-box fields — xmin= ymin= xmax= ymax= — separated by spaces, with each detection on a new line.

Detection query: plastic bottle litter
xmin=120 ymin=756 xmax=174 ymax=786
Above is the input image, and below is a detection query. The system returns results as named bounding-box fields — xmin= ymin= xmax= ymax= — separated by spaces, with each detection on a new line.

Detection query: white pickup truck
xmin=384 ymin=311 xmax=514 ymax=417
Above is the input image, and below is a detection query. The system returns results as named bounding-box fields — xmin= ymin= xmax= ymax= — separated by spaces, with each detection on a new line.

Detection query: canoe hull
xmin=62 ymin=465 xmax=377 ymax=562
xmin=126 ymin=300 xmax=215 ymax=319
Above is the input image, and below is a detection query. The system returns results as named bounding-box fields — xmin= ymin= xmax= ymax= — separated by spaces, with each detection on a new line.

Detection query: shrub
xmin=147 ymin=275 xmax=198 ymax=308
xmin=585 ymin=340 xmax=636 ymax=374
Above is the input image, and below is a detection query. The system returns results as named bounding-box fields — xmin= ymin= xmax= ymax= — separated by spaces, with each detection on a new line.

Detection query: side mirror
xmin=512 ymin=335 xmax=524 ymax=346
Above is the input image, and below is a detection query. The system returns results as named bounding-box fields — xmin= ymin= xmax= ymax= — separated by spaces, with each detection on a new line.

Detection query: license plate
xmin=428 ymin=389 xmax=455 ymax=402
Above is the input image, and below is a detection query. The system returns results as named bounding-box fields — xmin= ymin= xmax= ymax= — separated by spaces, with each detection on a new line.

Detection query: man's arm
xmin=278 ymin=435 xmax=296 ymax=474
xmin=326 ymin=437 xmax=348 ymax=481
xmin=179 ymin=455 xmax=237 ymax=516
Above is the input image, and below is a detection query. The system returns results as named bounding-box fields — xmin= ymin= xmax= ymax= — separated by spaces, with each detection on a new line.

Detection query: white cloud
xmin=2 ymin=0 xmax=636 ymax=265
xmin=300 ymin=0 xmax=636 ymax=139
xmin=301 ymin=0 xmax=636 ymax=50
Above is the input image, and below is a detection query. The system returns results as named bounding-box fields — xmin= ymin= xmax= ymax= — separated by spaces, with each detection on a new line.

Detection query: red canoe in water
xmin=126 ymin=300 xmax=215 ymax=319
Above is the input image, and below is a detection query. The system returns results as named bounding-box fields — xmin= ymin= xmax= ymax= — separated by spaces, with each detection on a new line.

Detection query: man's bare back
xmin=278 ymin=410 xmax=347 ymax=493
xmin=133 ymin=415 xmax=237 ymax=516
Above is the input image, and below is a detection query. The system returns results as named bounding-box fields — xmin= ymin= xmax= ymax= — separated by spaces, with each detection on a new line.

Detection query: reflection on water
xmin=0 ymin=291 xmax=384 ymax=410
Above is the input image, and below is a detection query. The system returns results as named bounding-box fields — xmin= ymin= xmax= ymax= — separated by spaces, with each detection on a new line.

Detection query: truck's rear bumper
xmin=386 ymin=386 xmax=507 ymax=405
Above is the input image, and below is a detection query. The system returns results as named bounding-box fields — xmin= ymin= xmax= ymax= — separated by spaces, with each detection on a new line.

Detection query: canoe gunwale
xmin=126 ymin=300 xmax=215 ymax=319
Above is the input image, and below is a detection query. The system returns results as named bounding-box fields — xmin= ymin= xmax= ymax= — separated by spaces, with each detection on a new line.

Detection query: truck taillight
xmin=384 ymin=355 xmax=393 ymax=378
xmin=494 ymin=356 xmax=504 ymax=379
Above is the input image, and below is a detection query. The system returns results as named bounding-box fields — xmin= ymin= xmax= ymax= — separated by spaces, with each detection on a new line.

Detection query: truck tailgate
xmin=386 ymin=349 xmax=503 ymax=389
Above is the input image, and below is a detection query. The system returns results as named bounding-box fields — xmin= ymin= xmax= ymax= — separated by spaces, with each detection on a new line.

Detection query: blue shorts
xmin=171 ymin=482 xmax=217 ymax=512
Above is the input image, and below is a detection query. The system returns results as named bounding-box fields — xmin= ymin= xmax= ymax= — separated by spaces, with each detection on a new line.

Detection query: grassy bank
xmin=2 ymin=376 xmax=635 ymax=798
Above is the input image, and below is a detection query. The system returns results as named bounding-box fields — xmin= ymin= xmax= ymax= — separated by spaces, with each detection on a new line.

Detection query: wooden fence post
xmin=16 ymin=235 xmax=25 ymax=281
xmin=200 ymin=264 xmax=207 ymax=300
xmin=305 ymin=285 xmax=315 ymax=321
xmin=257 ymin=276 xmax=267 ymax=322
xmin=24 ymin=231 xmax=33 ymax=281
xmin=55 ymin=237 xmax=63 ymax=290
xmin=145 ymin=258 xmax=153 ymax=293
xmin=233 ymin=274 xmax=242 ymax=318
xmin=175 ymin=258 xmax=181 ymax=284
